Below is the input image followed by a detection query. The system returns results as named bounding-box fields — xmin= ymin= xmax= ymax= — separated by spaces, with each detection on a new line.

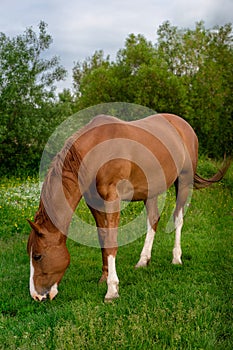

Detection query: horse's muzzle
xmin=31 ymin=283 xmax=58 ymax=302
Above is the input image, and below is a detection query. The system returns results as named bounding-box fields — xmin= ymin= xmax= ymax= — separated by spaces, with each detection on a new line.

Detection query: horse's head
xmin=27 ymin=220 xmax=70 ymax=301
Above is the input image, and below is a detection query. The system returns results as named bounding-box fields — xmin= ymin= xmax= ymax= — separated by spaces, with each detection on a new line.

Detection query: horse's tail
xmin=194 ymin=159 xmax=231 ymax=189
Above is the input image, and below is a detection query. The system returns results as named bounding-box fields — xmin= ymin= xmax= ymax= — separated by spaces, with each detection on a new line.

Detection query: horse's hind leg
xmin=172 ymin=179 xmax=190 ymax=265
xmin=135 ymin=197 xmax=160 ymax=268
xmin=172 ymin=208 xmax=183 ymax=264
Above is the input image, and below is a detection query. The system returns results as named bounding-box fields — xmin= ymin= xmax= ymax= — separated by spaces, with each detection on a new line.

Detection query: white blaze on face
xmin=29 ymin=250 xmax=47 ymax=301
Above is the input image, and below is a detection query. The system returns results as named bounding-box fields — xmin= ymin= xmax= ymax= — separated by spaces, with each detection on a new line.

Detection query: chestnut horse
xmin=27 ymin=113 xmax=228 ymax=302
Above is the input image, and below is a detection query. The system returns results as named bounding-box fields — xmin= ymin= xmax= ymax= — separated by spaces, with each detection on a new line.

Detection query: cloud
xmin=1 ymin=0 xmax=232 ymax=91
xmin=167 ymin=0 xmax=233 ymax=27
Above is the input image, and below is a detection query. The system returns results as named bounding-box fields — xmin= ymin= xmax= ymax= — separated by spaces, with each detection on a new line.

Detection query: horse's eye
xmin=33 ymin=254 xmax=42 ymax=262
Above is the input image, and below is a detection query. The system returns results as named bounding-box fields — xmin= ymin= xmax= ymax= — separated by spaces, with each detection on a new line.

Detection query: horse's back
xmin=78 ymin=114 xmax=188 ymax=166
xmin=87 ymin=113 xmax=198 ymax=155
xmin=75 ymin=113 xmax=198 ymax=200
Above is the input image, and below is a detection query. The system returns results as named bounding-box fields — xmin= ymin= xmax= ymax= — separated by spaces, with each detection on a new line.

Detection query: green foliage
xmin=73 ymin=34 xmax=186 ymax=113
xmin=0 ymin=22 xmax=69 ymax=175
xmin=0 ymin=160 xmax=232 ymax=349
xmin=73 ymin=22 xmax=233 ymax=158
xmin=0 ymin=21 xmax=232 ymax=175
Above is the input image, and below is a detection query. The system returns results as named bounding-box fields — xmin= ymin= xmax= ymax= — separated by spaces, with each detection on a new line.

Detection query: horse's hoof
xmin=172 ymin=258 xmax=183 ymax=265
xmin=135 ymin=258 xmax=150 ymax=268
xmin=135 ymin=262 xmax=146 ymax=268
xmin=104 ymin=294 xmax=119 ymax=303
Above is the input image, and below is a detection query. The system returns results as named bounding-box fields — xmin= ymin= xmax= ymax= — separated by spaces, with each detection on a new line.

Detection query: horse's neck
xmin=41 ymin=170 xmax=82 ymax=235
xmin=62 ymin=169 xmax=82 ymax=211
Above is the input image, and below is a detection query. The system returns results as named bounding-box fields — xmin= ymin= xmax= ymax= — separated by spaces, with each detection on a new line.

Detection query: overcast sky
xmin=1 ymin=0 xmax=233 ymax=91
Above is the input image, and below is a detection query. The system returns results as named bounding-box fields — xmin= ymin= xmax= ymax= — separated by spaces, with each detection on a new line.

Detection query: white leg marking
xmin=30 ymin=250 xmax=47 ymax=301
xmin=104 ymin=255 xmax=119 ymax=301
xmin=172 ymin=209 xmax=183 ymax=264
xmin=135 ymin=219 xmax=155 ymax=268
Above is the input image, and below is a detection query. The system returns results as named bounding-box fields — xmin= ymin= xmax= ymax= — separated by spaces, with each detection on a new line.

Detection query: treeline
xmin=0 ymin=21 xmax=232 ymax=174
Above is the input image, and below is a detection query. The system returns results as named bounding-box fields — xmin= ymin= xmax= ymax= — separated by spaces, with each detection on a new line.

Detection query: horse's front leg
xmin=102 ymin=246 xmax=119 ymax=302
xmin=99 ymin=247 xmax=108 ymax=284
xmin=98 ymin=224 xmax=119 ymax=302
xmin=93 ymin=206 xmax=120 ymax=302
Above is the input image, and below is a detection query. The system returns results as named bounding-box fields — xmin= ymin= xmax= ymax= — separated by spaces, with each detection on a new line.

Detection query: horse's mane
xmin=34 ymin=129 xmax=84 ymax=226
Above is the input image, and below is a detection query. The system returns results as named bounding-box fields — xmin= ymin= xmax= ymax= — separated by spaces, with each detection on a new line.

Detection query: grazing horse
xmin=27 ymin=113 xmax=229 ymax=302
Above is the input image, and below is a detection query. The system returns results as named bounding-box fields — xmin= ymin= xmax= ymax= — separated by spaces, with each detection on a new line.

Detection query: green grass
xmin=0 ymin=160 xmax=232 ymax=349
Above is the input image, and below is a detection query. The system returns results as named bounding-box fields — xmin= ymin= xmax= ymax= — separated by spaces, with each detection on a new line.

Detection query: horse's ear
xmin=27 ymin=219 xmax=41 ymax=233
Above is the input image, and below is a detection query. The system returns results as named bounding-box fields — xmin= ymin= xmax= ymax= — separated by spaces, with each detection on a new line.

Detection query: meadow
xmin=0 ymin=159 xmax=232 ymax=349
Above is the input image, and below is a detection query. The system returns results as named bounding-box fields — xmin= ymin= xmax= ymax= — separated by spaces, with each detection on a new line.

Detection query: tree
xmin=156 ymin=21 xmax=233 ymax=156
xmin=73 ymin=34 xmax=186 ymax=114
xmin=73 ymin=23 xmax=233 ymax=157
xmin=0 ymin=21 xmax=67 ymax=174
